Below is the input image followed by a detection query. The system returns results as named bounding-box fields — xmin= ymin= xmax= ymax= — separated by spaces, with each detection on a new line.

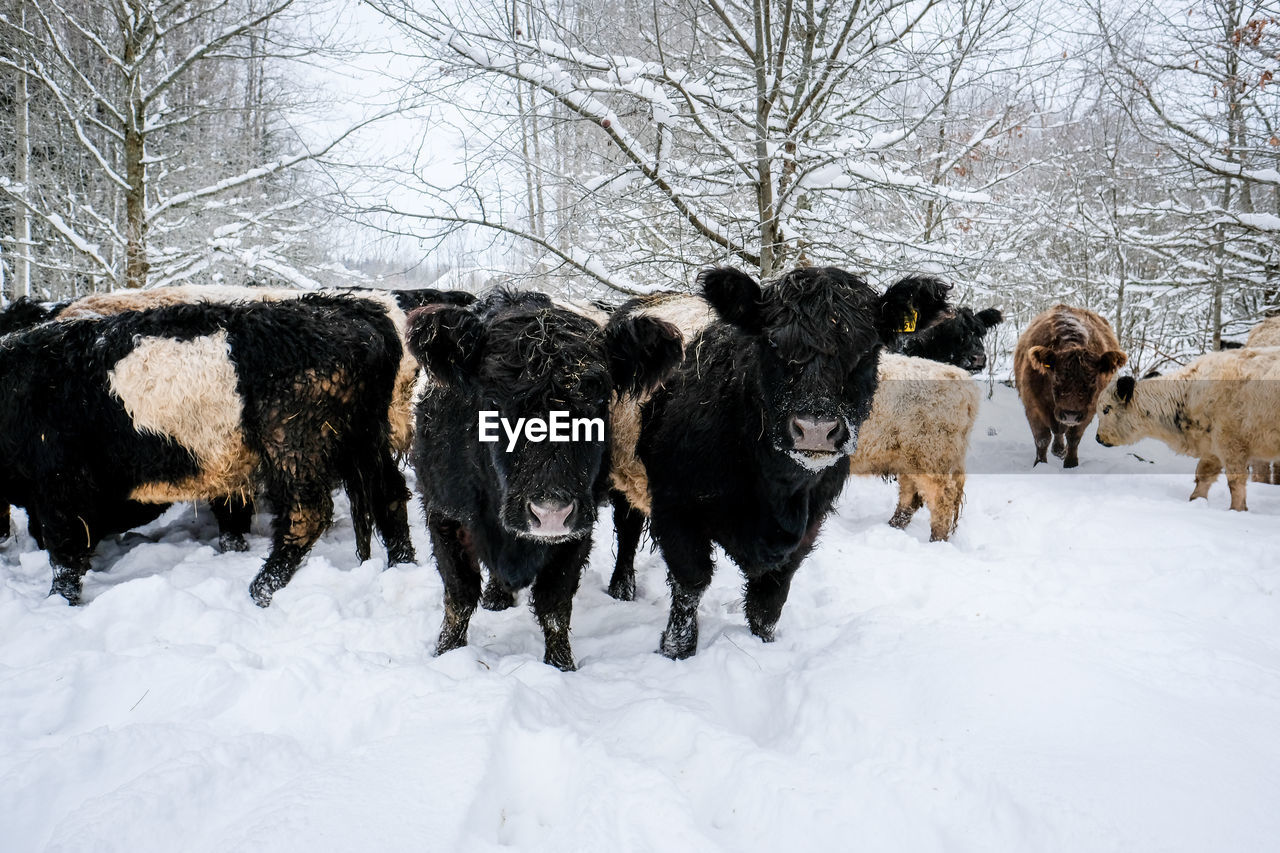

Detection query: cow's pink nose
xmin=790 ymin=416 xmax=843 ymax=451
xmin=529 ymin=500 xmax=575 ymax=534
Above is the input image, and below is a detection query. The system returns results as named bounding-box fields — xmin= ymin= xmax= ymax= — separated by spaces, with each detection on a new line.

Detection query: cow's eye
xmin=1102 ymin=405 xmax=1111 ymax=414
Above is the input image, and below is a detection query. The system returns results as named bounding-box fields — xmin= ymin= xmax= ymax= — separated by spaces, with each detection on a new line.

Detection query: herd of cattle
xmin=0 ymin=267 xmax=1276 ymax=669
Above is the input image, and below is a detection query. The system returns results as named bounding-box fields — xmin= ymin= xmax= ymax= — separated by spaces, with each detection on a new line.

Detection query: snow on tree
xmin=362 ymin=0 xmax=1038 ymax=293
xmin=0 ymin=0 xmax=375 ymax=295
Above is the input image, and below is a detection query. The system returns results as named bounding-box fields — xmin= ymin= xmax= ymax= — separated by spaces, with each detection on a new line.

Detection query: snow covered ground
xmin=3 ymin=383 xmax=1279 ymax=852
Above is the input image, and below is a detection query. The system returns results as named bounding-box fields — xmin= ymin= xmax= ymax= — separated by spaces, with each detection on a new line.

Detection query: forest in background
xmin=1 ymin=0 xmax=1278 ymax=372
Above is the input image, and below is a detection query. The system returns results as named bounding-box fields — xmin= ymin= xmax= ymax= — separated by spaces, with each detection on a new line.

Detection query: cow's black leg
xmin=210 ymin=494 xmax=253 ymax=553
xmin=480 ymin=571 xmax=516 ymax=611
xmin=49 ymin=553 xmax=93 ymax=605
xmin=743 ymin=520 xmax=823 ymax=643
xmin=39 ymin=506 xmax=99 ymax=605
xmin=531 ymin=539 xmax=589 ymax=671
xmin=337 ymin=452 xmax=375 ymax=564
xmin=250 ymin=482 xmax=333 ymax=606
xmin=743 ymin=566 xmax=799 ymax=643
xmin=427 ymin=514 xmax=482 ymax=656
xmin=350 ymin=489 xmax=374 ymax=564
xmin=743 ymin=499 xmax=831 ymax=643
xmin=1063 ymin=422 xmax=1087 ymax=468
xmin=608 ymin=490 xmax=645 ymax=601
xmin=369 ymin=449 xmax=414 ymax=566
xmin=0 ymin=503 xmax=10 ymax=544
xmin=652 ymin=510 xmax=714 ymax=660
xmin=24 ymin=506 xmax=43 ymax=549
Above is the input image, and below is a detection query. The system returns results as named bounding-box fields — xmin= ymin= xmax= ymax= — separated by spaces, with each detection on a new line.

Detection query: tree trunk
xmin=12 ymin=0 xmax=31 ymax=299
xmin=123 ymin=8 xmax=148 ymax=291
xmin=753 ymin=0 xmax=777 ymax=278
xmin=124 ymin=117 xmax=148 ymax=289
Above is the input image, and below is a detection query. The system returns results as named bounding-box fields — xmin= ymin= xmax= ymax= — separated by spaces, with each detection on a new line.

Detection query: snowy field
xmin=3 ymin=383 xmax=1279 ymax=852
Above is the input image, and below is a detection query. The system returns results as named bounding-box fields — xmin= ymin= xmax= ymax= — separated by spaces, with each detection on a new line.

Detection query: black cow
xmin=609 ymin=266 xmax=945 ymax=659
xmin=0 ymin=294 xmax=409 ymax=606
xmin=0 ymin=285 xmax=472 ymax=558
xmin=880 ymin=275 xmax=1003 ymax=372
xmin=407 ymin=290 xmax=680 ymax=671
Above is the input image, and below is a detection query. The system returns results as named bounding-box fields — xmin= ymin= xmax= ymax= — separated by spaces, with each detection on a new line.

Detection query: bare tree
xmin=0 ymin=0 xmax=375 ymax=293
xmin=1096 ymin=0 xmax=1280 ymax=348
xmin=359 ymin=0 xmax=1034 ymax=293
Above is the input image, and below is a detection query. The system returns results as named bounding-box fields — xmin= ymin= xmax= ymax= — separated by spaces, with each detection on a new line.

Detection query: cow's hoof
xmin=480 ymin=583 xmax=516 ymax=612
xmin=1063 ymin=457 xmax=1079 ymax=469
xmin=386 ymin=542 xmax=415 ymax=567
xmin=435 ymin=634 xmax=467 ymax=657
xmin=887 ymin=509 xmax=914 ymax=530
xmin=659 ymin=629 xmax=697 ymax=660
xmin=248 ymin=573 xmax=283 ymax=608
xmin=48 ymin=579 xmax=82 ymax=606
xmin=219 ymin=532 xmax=250 ymax=553
xmin=544 ymin=645 xmax=577 ymax=672
xmin=748 ymin=620 xmax=777 ymax=643
xmin=607 ymin=574 xmax=636 ymax=602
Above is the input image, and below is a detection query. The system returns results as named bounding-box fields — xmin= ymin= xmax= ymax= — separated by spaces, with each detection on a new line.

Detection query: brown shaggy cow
xmin=850 ymin=354 xmax=979 ymax=542
xmin=1204 ymin=316 xmax=1280 ymax=485
xmin=1014 ymin=305 xmax=1127 ymax=468
xmin=1096 ymin=347 xmax=1280 ymax=511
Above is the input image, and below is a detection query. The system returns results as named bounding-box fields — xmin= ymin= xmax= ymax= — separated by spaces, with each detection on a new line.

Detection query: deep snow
xmin=2 ymin=383 xmax=1279 ymax=852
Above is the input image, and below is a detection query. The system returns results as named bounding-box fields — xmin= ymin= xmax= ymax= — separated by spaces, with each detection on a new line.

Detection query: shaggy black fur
xmin=0 ymin=294 xmax=409 ymax=606
xmin=408 ymin=289 xmax=680 ymax=670
xmin=878 ymin=275 xmax=1003 ymax=372
xmin=896 ymin=306 xmax=1003 ymax=372
xmin=0 ymin=297 xmax=58 ymax=335
xmin=613 ymin=266 xmax=936 ymax=659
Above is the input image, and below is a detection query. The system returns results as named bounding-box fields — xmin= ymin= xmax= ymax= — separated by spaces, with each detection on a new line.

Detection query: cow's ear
xmin=1099 ymin=349 xmax=1127 ymax=374
xmin=700 ymin=267 xmax=763 ymax=333
xmin=1142 ymin=368 xmax=1162 ymax=379
xmin=1116 ymin=375 xmax=1136 ymax=404
xmin=405 ymin=305 xmax=487 ymax=388
xmin=977 ymin=307 xmax=1004 ymax=329
xmin=393 ymin=288 xmax=476 ymax=312
xmin=877 ymin=275 xmax=951 ymax=343
xmin=1028 ymin=345 xmax=1056 ymax=372
xmin=605 ymin=315 xmax=682 ymax=396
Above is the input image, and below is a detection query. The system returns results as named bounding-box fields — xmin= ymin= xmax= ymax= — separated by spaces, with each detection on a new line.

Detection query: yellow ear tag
xmin=895 ymin=309 xmax=918 ymax=334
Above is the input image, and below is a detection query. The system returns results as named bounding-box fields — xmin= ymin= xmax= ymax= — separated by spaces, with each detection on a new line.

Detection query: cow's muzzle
xmin=527 ymin=498 xmax=578 ymax=538
xmin=789 ymin=415 xmax=848 ymax=453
